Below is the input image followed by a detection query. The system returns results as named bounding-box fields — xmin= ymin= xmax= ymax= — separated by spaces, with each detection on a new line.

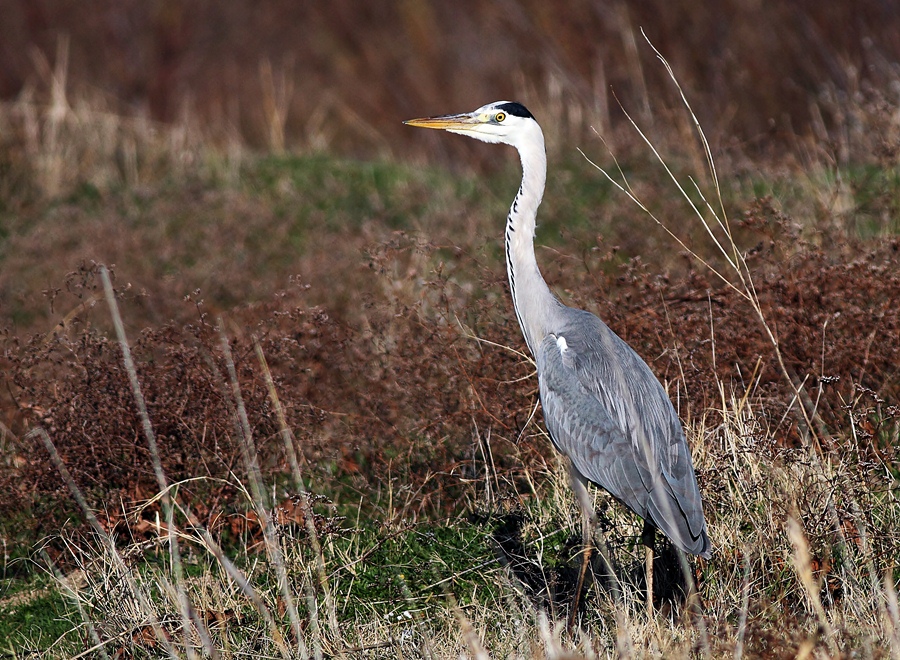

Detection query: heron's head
xmin=404 ymin=101 xmax=540 ymax=149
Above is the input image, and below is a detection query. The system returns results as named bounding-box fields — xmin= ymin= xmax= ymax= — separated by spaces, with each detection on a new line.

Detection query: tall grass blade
xmin=217 ymin=320 xmax=308 ymax=659
xmin=99 ymin=265 xmax=208 ymax=659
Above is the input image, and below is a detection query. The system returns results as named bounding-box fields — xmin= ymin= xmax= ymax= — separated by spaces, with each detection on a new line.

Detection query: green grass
xmin=321 ymin=519 xmax=499 ymax=617
xmin=0 ymin=586 xmax=77 ymax=657
xmin=243 ymin=154 xmax=425 ymax=232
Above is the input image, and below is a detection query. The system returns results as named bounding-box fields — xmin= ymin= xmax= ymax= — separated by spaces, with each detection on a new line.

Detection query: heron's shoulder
xmin=545 ymin=307 xmax=663 ymax=388
xmin=549 ymin=307 xmax=622 ymax=351
xmin=538 ymin=308 xmax=622 ymax=379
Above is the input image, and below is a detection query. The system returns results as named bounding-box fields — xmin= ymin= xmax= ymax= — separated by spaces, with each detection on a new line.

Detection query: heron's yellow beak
xmin=403 ymin=113 xmax=480 ymax=131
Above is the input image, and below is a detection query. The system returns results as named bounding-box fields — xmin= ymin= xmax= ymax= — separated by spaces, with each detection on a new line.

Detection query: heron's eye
xmin=495 ymin=112 xmax=507 ymax=123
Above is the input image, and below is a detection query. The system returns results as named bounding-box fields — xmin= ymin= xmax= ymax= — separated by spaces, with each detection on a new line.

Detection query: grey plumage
xmin=537 ymin=311 xmax=709 ymax=556
xmin=405 ymin=101 xmax=710 ymax=559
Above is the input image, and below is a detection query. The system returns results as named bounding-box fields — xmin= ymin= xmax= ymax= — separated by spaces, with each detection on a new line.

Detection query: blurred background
xmin=2 ymin=0 xmax=899 ymax=164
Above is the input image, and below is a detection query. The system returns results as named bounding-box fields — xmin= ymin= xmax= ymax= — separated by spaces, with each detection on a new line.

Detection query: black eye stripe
xmin=496 ymin=102 xmax=534 ymax=120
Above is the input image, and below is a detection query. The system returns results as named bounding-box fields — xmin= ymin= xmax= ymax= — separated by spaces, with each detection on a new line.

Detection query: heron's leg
xmin=567 ymin=463 xmax=623 ymax=629
xmin=568 ymin=509 xmax=593 ymax=630
xmin=642 ymin=519 xmax=656 ymax=614
xmin=567 ymin=466 xmax=594 ymax=630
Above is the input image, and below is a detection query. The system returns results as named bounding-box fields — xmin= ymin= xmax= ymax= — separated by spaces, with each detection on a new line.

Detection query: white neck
xmin=505 ymin=124 xmax=560 ymax=356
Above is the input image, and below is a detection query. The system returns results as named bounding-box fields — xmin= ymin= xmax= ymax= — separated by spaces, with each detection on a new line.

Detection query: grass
xmin=0 ymin=560 xmax=83 ymax=652
xmin=0 ymin=590 xmax=75 ymax=656
xmin=6 ymin=397 xmax=896 ymax=657
xmin=1 ymin=38 xmax=900 ymax=658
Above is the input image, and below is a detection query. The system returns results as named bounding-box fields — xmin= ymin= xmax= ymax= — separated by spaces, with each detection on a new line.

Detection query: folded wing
xmin=536 ymin=309 xmax=710 ymax=557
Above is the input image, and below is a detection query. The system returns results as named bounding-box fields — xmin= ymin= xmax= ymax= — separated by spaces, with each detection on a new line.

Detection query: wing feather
xmin=536 ymin=310 xmax=710 ymax=557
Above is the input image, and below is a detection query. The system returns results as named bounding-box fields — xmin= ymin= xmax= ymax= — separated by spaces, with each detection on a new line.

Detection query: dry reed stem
xmin=254 ymin=338 xmax=333 ymax=658
xmin=102 ymin=266 xmax=296 ymax=658
xmin=99 ymin=266 xmax=209 ymax=659
xmin=884 ymin=570 xmax=900 ymax=659
xmin=216 ymin=321 xmax=306 ymax=659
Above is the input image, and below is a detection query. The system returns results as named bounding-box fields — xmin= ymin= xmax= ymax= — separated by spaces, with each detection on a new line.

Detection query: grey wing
xmin=536 ymin=311 xmax=710 ymax=558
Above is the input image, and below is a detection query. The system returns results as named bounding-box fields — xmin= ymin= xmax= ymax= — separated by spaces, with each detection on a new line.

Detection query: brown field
xmin=0 ymin=2 xmax=899 ymax=657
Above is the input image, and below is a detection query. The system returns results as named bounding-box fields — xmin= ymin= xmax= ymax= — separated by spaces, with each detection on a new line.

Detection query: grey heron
xmin=405 ymin=101 xmax=710 ymax=610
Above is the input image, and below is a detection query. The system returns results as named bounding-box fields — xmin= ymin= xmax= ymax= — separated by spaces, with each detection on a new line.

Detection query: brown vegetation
xmin=3 ymin=209 xmax=898 ymax=559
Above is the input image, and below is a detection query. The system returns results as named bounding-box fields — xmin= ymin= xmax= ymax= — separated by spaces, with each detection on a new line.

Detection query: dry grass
xmin=16 ymin=388 xmax=898 ymax=657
